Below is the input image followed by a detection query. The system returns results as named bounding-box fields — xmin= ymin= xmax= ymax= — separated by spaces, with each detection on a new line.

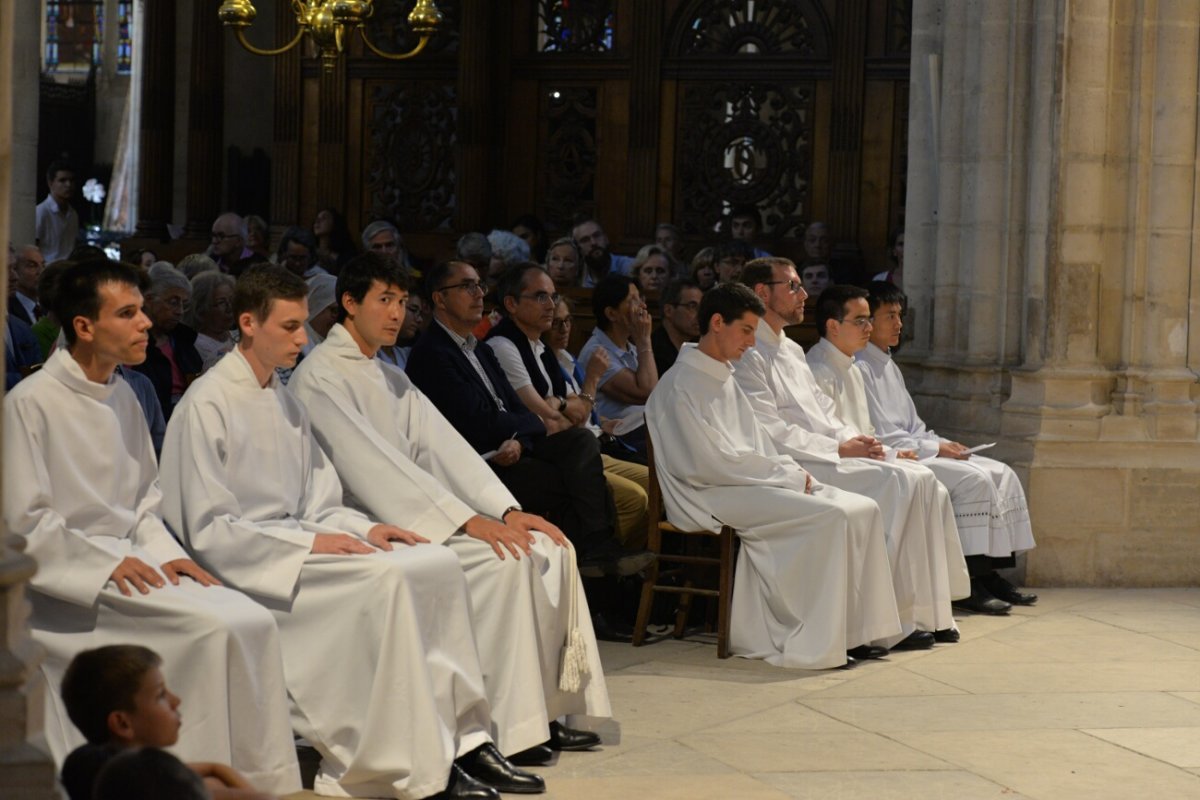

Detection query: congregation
xmin=6 ymin=165 xmax=1038 ymax=800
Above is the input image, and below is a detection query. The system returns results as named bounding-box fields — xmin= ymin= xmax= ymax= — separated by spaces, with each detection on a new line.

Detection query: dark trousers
xmin=491 ymin=427 xmax=614 ymax=554
xmin=965 ymin=554 xmax=1017 ymax=578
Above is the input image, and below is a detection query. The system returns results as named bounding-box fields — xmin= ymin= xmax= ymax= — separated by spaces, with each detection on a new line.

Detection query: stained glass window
xmin=44 ymin=0 xmax=132 ymax=75
xmin=537 ymin=0 xmax=615 ymax=53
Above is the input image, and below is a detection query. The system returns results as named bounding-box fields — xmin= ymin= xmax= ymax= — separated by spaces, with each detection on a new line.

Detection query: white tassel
xmin=558 ymin=546 xmax=590 ymax=693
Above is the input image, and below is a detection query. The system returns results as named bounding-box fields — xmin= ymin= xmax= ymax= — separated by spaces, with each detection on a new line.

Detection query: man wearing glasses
xmin=208 ymin=212 xmax=256 ymax=275
xmin=651 ymin=277 xmax=702 ymax=375
xmin=734 ymin=260 xmax=970 ymax=653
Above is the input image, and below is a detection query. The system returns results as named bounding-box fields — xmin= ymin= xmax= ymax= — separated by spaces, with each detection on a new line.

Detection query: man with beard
xmin=571 ymin=217 xmax=634 ymax=288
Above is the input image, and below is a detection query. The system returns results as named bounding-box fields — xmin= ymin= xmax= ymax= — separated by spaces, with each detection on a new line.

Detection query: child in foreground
xmin=59 ymin=644 xmax=278 ymax=800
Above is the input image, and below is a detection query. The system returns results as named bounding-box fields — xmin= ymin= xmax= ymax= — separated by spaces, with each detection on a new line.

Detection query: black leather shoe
xmin=458 ymin=743 xmax=545 ymax=794
xmin=591 ymin=612 xmax=634 ymax=643
xmin=434 ymin=764 xmax=499 ymax=800
xmin=952 ymin=580 xmax=1012 ymax=616
xmin=548 ymin=721 xmax=600 ymax=751
xmin=846 ymin=644 xmax=889 ymax=660
xmin=891 ymin=630 xmax=936 ymax=651
xmin=838 ymin=655 xmax=859 ymax=669
xmin=507 ymin=744 xmax=553 ymax=766
xmin=933 ymin=628 xmax=960 ymax=644
xmin=982 ymin=573 xmax=1038 ymax=606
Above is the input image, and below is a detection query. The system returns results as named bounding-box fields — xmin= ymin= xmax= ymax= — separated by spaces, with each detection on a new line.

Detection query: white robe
xmin=732 ymin=322 xmax=969 ymax=638
xmin=3 ymin=349 xmax=300 ymax=794
xmin=288 ymin=324 xmax=611 ymax=754
xmin=646 ymin=345 xmax=901 ymax=669
xmin=159 ymin=348 xmax=493 ymax=800
xmin=855 ymin=342 xmax=1036 ymax=557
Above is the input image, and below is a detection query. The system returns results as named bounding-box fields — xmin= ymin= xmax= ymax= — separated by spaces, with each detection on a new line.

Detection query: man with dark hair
xmin=736 ymin=259 xmax=970 ymax=649
xmin=857 ymin=281 xmax=1036 ymax=613
xmin=277 ymin=225 xmax=328 ymax=281
xmin=651 ymin=277 xmax=702 ymax=375
xmin=714 ymin=239 xmax=755 ymax=284
xmin=728 ymin=205 xmax=771 ymax=258
xmin=4 ymin=260 xmax=300 ymax=792
xmin=647 ymin=282 xmax=902 ymax=669
xmin=408 ymin=261 xmax=652 ymax=578
xmin=578 ymin=275 xmax=658 ymax=435
xmin=36 ymin=161 xmax=79 ymax=262
xmin=162 ymin=263 xmax=540 ymax=800
xmin=800 ymin=260 xmax=831 ymax=297
xmin=291 ymin=253 xmax=612 ymax=766
xmin=571 ymin=217 xmax=634 ymax=288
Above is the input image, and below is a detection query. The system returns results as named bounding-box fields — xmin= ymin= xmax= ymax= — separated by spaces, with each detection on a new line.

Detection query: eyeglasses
xmin=839 ymin=316 xmax=874 ymax=329
xmin=160 ymin=296 xmax=186 ymax=311
xmin=550 ymin=317 xmax=572 ymax=330
xmin=762 ymin=279 xmax=804 ymax=294
xmin=519 ymin=291 xmax=560 ymax=307
xmin=437 ymin=280 xmax=485 ymax=296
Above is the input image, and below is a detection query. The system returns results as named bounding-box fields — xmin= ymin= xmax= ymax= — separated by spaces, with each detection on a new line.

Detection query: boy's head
xmin=234 ymin=263 xmax=310 ymax=371
xmin=94 ymin=747 xmax=210 ymax=800
xmin=61 ymin=645 xmax=181 ymax=747
xmin=54 ymin=259 xmax=152 ymax=358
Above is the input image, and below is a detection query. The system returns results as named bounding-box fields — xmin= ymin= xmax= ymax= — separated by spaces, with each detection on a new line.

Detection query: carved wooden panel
xmin=885 ymin=0 xmax=912 ymax=58
xmin=365 ymin=82 xmax=458 ymax=231
xmin=364 ymin=0 xmax=460 ymax=55
xmin=674 ymin=81 xmax=815 ymax=238
xmin=537 ymin=0 xmax=616 ymax=53
xmin=537 ymin=86 xmax=599 ymax=229
xmin=670 ymin=0 xmax=831 ymax=58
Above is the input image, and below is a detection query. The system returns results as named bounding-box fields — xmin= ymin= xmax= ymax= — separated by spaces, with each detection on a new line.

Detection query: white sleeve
xmin=485 ymin=337 xmax=534 ymax=391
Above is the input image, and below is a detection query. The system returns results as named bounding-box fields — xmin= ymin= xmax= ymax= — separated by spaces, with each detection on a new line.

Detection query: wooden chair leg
xmin=632 ymin=527 xmax=663 ymax=647
xmin=673 ymin=579 xmax=695 ymax=639
xmin=717 ymin=526 xmax=735 ymax=659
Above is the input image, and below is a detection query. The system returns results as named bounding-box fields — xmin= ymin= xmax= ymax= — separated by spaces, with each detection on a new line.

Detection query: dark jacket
xmin=406 ymin=319 xmax=546 ymax=454
xmin=5 ymin=316 xmax=43 ymax=389
xmin=132 ymin=323 xmax=203 ymax=420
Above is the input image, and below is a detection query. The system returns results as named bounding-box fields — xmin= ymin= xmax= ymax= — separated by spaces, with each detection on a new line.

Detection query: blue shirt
xmin=578 ymin=326 xmax=644 ymax=422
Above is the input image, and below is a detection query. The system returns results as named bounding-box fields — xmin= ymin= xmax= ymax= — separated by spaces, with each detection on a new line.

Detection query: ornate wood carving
xmin=365 ymin=82 xmax=458 ymax=231
xmin=674 ymin=81 xmax=815 ymax=238
xmin=537 ymin=0 xmax=615 ymax=53
xmin=537 ymin=87 xmax=598 ymax=229
xmin=670 ymin=0 xmax=831 ymax=58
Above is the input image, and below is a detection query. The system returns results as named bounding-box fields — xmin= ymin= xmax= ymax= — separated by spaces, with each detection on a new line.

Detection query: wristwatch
xmin=501 ymin=506 xmax=521 ymax=523
xmin=556 ymin=395 xmax=568 ymax=413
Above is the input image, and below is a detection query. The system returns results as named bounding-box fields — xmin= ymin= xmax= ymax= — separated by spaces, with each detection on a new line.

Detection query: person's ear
xmin=107 ymin=709 xmax=136 ymax=744
xmin=340 ymin=291 xmax=359 ymax=320
xmin=237 ymin=311 xmax=257 ymax=339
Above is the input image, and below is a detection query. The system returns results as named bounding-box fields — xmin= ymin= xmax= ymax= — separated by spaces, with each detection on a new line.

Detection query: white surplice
xmin=855 ymin=342 xmax=1036 ymax=557
xmin=288 ymin=324 xmax=611 ymax=754
xmin=3 ymin=349 xmax=300 ymax=794
xmin=732 ymin=322 xmax=969 ymax=639
xmin=646 ymin=345 xmax=901 ymax=669
xmin=159 ymin=348 xmax=493 ymax=800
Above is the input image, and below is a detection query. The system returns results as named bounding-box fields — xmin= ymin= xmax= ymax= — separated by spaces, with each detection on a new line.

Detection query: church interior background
xmin=2 ymin=1 xmax=1198 ymax=795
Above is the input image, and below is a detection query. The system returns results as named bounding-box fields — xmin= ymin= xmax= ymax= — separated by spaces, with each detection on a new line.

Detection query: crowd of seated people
xmin=6 ymin=204 xmax=1040 ymax=800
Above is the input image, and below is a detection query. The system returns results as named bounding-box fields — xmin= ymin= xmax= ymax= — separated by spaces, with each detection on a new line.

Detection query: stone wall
xmin=905 ymin=0 xmax=1200 ymax=586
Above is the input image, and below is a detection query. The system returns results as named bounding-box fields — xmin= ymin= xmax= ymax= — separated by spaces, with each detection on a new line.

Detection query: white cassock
xmin=732 ymin=323 xmax=969 ymax=640
xmin=855 ymin=342 xmax=1036 ymax=557
xmin=3 ymin=350 xmax=300 ymax=794
xmin=646 ymin=345 xmax=902 ymax=669
xmin=159 ymin=348 xmax=493 ymax=800
xmin=288 ymin=324 xmax=611 ymax=754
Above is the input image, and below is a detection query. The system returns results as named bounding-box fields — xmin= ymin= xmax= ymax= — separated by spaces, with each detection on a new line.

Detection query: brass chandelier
xmin=217 ymin=0 xmax=443 ymax=71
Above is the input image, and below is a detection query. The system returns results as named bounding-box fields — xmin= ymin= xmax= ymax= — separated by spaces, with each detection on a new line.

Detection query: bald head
xmin=210 ymin=212 xmax=247 ymax=259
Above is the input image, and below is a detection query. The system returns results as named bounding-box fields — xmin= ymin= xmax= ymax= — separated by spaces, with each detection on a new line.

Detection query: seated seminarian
xmin=406 ymin=259 xmax=653 ymax=577
xmin=646 ymin=282 xmax=902 ymax=669
xmin=733 ymin=260 xmax=969 ymax=646
xmin=287 ymin=253 xmax=612 ymax=762
xmin=856 ymin=281 xmax=1037 ymax=613
xmin=3 ymin=260 xmax=300 ymax=793
xmin=159 ymin=264 xmax=545 ymax=800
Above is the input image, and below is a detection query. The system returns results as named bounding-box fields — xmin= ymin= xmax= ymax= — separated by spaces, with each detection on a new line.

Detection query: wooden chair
xmin=632 ymin=431 xmax=737 ymax=658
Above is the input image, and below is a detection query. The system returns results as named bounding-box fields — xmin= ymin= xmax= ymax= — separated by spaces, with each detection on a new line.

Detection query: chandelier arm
xmin=358 ymin=28 xmax=432 ymax=61
xmin=233 ymin=27 xmax=306 ymax=57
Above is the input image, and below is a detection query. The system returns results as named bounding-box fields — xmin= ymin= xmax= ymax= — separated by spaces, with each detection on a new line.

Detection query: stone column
xmin=7 ymin=1 xmax=40 ymax=244
xmin=183 ymin=0 xmax=225 ymax=239
xmin=134 ymin=0 xmax=176 ymax=239
xmin=0 ymin=0 xmax=58 ymax=794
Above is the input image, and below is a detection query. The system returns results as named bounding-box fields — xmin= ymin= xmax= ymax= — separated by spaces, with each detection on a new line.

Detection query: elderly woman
xmin=303 ymin=274 xmax=339 ymax=355
xmin=630 ymin=244 xmax=675 ymax=296
xmin=185 ymin=270 xmax=237 ymax=370
xmin=134 ymin=263 xmax=203 ymax=418
xmin=178 ymin=252 xmax=220 ymax=281
xmin=545 ymin=236 xmax=581 ymax=288
xmin=690 ymin=246 xmax=717 ymax=291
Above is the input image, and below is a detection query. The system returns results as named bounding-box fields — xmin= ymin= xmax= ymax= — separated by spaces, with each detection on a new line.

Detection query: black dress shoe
xmin=578 ymin=541 xmax=656 ymax=577
xmin=838 ymin=655 xmax=859 ymax=669
xmin=507 ymin=744 xmax=553 ymax=766
xmin=891 ymin=630 xmax=936 ymax=651
xmin=458 ymin=743 xmax=545 ymax=794
xmin=982 ymin=573 xmax=1038 ymax=606
xmin=933 ymin=628 xmax=960 ymax=644
xmin=548 ymin=720 xmax=600 ymax=751
xmin=434 ymin=764 xmax=500 ymax=800
xmin=591 ymin=612 xmax=634 ymax=643
xmin=952 ymin=580 xmax=1012 ymax=616
xmin=846 ymin=644 xmax=889 ymax=660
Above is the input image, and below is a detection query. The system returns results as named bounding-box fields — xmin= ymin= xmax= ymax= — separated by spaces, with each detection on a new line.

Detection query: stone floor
xmin=289 ymin=588 xmax=1200 ymax=800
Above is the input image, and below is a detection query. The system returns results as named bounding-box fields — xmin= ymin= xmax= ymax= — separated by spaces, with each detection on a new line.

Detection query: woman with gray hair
xmin=186 ymin=270 xmax=237 ymax=370
xmin=137 ymin=263 xmax=203 ymax=418
xmin=545 ymin=236 xmax=581 ymax=289
xmin=630 ymin=243 xmax=676 ymax=296
xmin=178 ymin=252 xmax=220 ymax=280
